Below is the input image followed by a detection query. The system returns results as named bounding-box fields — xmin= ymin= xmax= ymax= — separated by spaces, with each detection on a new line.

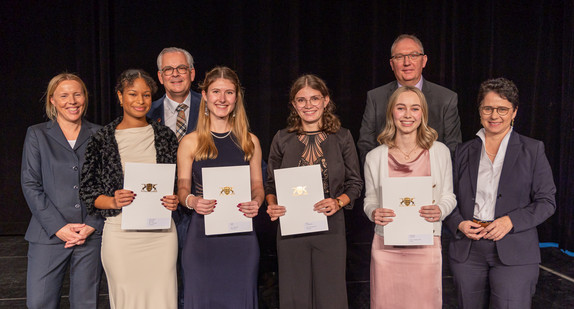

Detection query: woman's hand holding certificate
xmin=238 ymin=200 xmax=260 ymax=218
xmin=189 ymin=196 xmax=217 ymax=215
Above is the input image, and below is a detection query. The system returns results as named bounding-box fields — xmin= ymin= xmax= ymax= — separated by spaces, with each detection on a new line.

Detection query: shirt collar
xmin=164 ymin=93 xmax=191 ymax=112
xmin=397 ymin=76 xmax=424 ymax=91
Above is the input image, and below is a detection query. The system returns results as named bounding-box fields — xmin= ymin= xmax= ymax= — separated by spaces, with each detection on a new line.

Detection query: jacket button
xmin=74 ymin=204 xmax=80 ymax=209
xmin=72 ymin=166 xmax=78 ymax=171
xmin=73 ymin=185 xmax=79 ymax=189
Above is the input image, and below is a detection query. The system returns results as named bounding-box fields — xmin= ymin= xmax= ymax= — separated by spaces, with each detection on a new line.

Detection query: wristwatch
xmin=336 ymin=198 xmax=344 ymax=209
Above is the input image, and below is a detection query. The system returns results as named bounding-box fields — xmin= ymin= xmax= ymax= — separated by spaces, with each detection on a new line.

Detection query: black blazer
xmin=444 ymin=131 xmax=556 ymax=265
xmin=21 ymin=119 xmax=103 ymax=244
xmin=265 ymin=128 xmax=363 ymax=208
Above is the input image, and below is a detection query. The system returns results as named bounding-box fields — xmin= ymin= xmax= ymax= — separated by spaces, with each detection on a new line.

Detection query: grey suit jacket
xmin=444 ymin=131 xmax=556 ymax=265
xmin=358 ymin=78 xmax=461 ymax=161
xmin=21 ymin=119 xmax=104 ymax=244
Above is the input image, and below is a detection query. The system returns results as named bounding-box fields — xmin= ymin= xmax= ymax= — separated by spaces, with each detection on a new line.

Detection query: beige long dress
xmin=101 ymin=125 xmax=177 ymax=309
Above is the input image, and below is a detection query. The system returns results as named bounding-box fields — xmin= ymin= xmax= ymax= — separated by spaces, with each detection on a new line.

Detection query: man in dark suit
xmin=147 ymin=47 xmax=201 ymax=309
xmin=358 ymin=34 xmax=461 ymax=161
xmin=148 ymin=47 xmax=201 ymax=139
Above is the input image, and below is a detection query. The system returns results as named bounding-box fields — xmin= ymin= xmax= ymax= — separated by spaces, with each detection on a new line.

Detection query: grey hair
xmin=156 ymin=47 xmax=194 ymax=70
xmin=390 ymin=34 xmax=425 ymax=56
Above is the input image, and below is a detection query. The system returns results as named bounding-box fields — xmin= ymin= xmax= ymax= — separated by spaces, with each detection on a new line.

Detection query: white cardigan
xmin=363 ymin=142 xmax=456 ymax=237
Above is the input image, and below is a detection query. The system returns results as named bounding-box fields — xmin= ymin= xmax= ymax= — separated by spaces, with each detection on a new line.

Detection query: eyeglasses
xmin=161 ymin=65 xmax=190 ymax=76
xmin=391 ymin=53 xmax=425 ymax=62
xmin=294 ymin=96 xmax=324 ymax=107
xmin=480 ymin=106 xmax=512 ymax=116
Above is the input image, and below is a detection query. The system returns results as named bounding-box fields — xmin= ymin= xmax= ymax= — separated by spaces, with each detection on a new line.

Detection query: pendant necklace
xmin=396 ymin=145 xmax=418 ymax=160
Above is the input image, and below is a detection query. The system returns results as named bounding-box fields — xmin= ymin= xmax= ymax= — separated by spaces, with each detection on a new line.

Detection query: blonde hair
xmin=194 ymin=66 xmax=254 ymax=161
xmin=377 ymin=86 xmax=437 ymax=149
xmin=287 ymin=74 xmax=341 ymax=134
xmin=45 ymin=73 xmax=88 ymax=121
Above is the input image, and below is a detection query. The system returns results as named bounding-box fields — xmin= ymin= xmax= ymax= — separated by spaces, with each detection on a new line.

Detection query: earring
xmin=204 ymin=106 xmax=209 ymax=116
xmin=232 ymin=110 xmax=236 ymax=118
xmin=511 ymin=118 xmax=515 ymax=127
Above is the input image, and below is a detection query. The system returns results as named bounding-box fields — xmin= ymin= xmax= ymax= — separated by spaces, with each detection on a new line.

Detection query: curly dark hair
xmin=477 ymin=77 xmax=519 ymax=108
xmin=114 ymin=69 xmax=158 ymax=99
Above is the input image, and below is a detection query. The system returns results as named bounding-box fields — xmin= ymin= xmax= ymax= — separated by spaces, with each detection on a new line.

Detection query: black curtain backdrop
xmin=1 ymin=1 xmax=572 ymax=251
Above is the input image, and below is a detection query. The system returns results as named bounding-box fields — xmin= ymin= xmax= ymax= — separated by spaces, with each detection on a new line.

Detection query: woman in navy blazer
xmin=444 ymin=78 xmax=556 ymax=309
xmin=21 ymin=73 xmax=103 ymax=309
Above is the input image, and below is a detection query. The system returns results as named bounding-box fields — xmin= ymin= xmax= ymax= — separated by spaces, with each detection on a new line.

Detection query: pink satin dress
xmin=370 ymin=150 xmax=442 ymax=309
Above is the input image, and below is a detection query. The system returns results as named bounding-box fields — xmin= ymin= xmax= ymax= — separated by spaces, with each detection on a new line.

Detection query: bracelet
xmin=185 ymin=194 xmax=195 ymax=210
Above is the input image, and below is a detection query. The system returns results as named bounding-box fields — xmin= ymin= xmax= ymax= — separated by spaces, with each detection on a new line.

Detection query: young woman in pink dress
xmin=363 ymin=86 xmax=456 ymax=309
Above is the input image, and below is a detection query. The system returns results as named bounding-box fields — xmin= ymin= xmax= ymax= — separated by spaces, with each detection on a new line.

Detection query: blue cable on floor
xmin=539 ymin=242 xmax=574 ymax=257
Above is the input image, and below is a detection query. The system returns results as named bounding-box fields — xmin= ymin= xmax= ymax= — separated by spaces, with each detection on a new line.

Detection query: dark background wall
xmin=1 ymin=0 xmax=573 ymax=250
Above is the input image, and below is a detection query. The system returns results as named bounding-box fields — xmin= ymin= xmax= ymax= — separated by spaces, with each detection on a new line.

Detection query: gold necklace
xmin=396 ymin=145 xmax=418 ymax=160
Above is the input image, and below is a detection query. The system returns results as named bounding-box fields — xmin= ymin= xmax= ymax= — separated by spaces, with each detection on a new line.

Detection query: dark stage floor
xmin=1 ymin=224 xmax=573 ymax=308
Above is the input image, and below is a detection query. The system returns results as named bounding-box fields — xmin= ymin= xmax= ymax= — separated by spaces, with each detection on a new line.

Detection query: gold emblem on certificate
xmin=141 ymin=183 xmax=158 ymax=192
xmin=291 ymin=186 xmax=308 ymax=196
xmin=400 ymin=197 xmax=415 ymax=207
xmin=220 ymin=186 xmax=235 ymax=195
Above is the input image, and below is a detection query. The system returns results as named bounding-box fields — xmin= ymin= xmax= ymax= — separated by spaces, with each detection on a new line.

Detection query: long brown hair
xmin=287 ymin=74 xmax=341 ymax=134
xmin=377 ymin=86 xmax=437 ymax=149
xmin=194 ymin=66 xmax=254 ymax=161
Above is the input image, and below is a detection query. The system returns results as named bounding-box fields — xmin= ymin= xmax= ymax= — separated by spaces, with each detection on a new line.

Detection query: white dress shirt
xmin=163 ymin=93 xmax=192 ymax=133
xmin=473 ymin=128 xmax=513 ymax=221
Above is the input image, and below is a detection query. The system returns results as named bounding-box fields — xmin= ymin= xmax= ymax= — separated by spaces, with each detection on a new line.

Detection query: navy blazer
xmin=21 ymin=119 xmax=104 ymax=244
xmin=444 ymin=131 xmax=556 ymax=265
xmin=358 ymin=78 xmax=461 ymax=161
xmin=148 ymin=91 xmax=202 ymax=134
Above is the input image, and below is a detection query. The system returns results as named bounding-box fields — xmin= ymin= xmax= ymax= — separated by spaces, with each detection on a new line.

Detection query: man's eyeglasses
xmin=480 ymin=106 xmax=512 ymax=116
xmin=391 ymin=53 xmax=425 ymax=62
xmin=161 ymin=65 xmax=190 ymax=76
xmin=294 ymin=96 xmax=324 ymax=107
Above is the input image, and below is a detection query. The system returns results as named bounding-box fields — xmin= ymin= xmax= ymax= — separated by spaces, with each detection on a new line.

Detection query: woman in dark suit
xmin=444 ymin=78 xmax=556 ymax=309
xmin=265 ymin=74 xmax=363 ymax=309
xmin=21 ymin=73 xmax=103 ymax=308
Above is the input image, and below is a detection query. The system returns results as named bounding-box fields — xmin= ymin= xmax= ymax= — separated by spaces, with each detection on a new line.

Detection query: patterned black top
xmin=297 ymin=131 xmax=330 ymax=198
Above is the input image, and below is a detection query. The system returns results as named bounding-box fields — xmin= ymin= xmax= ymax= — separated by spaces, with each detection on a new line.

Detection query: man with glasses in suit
xmin=358 ymin=34 xmax=461 ymax=161
xmin=148 ymin=47 xmax=201 ymax=309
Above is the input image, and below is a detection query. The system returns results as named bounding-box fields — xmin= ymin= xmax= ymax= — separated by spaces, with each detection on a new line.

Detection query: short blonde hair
xmin=377 ymin=86 xmax=437 ymax=149
xmin=45 ymin=73 xmax=89 ymax=120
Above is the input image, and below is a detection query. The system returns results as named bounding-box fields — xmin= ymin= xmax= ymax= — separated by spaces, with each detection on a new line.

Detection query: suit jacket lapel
xmin=387 ymin=82 xmax=399 ymax=100
xmin=496 ymin=131 xmax=520 ymax=215
xmin=74 ymin=120 xmax=93 ymax=150
xmin=46 ymin=120 xmax=74 ymax=152
xmin=468 ymin=138 xmax=482 ymax=198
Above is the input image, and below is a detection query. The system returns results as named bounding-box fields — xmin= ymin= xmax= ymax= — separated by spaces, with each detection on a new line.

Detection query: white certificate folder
xmin=382 ymin=176 xmax=433 ymax=245
xmin=274 ymin=165 xmax=328 ymax=236
xmin=122 ymin=163 xmax=175 ymax=230
xmin=202 ymin=165 xmax=252 ymax=235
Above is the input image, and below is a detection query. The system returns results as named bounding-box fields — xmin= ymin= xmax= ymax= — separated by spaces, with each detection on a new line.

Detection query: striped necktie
xmin=175 ymin=103 xmax=188 ymax=142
